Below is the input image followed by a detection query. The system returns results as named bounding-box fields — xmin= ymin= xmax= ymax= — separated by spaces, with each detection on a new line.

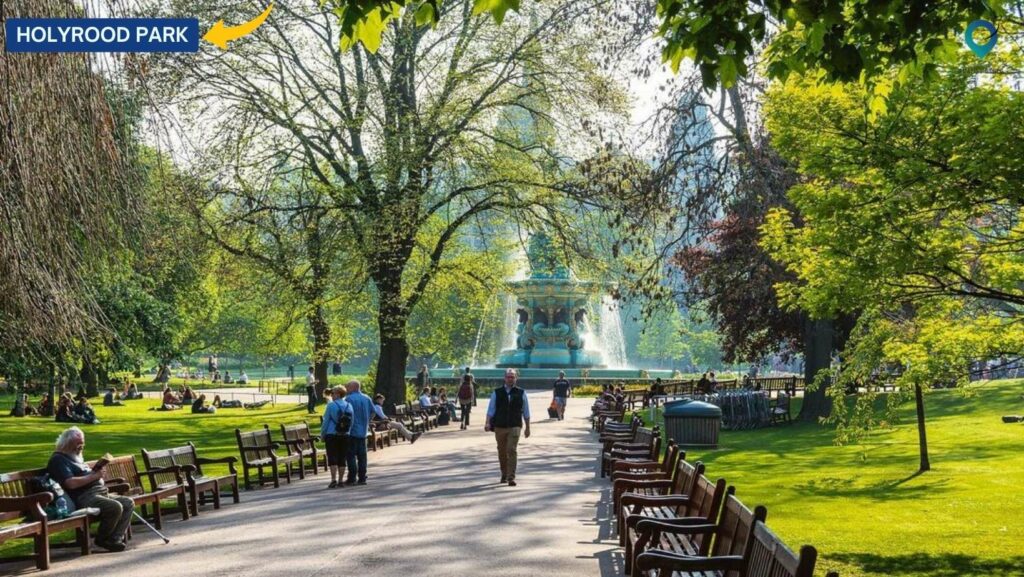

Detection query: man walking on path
xmin=552 ymin=371 xmax=571 ymax=421
xmin=344 ymin=380 xmax=375 ymax=485
xmin=305 ymin=366 xmax=318 ymax=414
xmin=485 ymin=368 xmax=531 ymax=486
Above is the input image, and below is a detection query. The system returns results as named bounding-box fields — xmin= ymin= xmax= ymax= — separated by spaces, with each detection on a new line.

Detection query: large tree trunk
xmin=914 ymin=383 xmax=931 ymax=472
xmin=374 ymin=275 xmax=411 ymax=413
xmin=308 ymin=305 xmax=331 ymax=402
xmin=80 ymin=355 xmax=98 ymax=397
xmin=799 ymin=316 xmax=834 ymax=421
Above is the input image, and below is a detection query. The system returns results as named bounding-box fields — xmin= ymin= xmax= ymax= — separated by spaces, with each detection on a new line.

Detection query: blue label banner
xmin=5 ymin=18 xmax=200 ymax=53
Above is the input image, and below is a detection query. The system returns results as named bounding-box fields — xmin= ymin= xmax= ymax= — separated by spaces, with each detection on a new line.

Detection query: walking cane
xmin=131 ymin=510 xmax=170 ymax=544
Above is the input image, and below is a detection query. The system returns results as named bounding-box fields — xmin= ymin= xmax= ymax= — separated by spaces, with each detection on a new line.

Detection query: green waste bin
xmin=664 ymin=400 xmax=721 ymax=448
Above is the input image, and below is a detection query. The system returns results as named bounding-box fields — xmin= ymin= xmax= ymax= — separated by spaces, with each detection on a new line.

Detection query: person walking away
xmin=320 ymin=386 xmax=353 ymax=488
xmin=48 ymin=427 xmax=134 ymax=551
xmin=485 ymin=369 xmax=531 ymax=486
xmin=552 ymin=371 xmax=571 ymax=421
xmin=457 ymin=374 xmax=474 ymax=429
xmin=464 ymin=366 xmax=478 ymax=407
xmin=306 ymin=366 xmax=318 ymax=414
xmin=344 ymin=380 xmax=375 ymax=486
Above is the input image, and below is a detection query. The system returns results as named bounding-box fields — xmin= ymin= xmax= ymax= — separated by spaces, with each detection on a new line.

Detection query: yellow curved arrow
xmin=204 ymin=3 xmax=273 ymax=50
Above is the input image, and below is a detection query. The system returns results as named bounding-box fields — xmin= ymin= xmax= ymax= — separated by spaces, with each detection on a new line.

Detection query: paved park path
xmin=33 ymin=391 xmax=620 ymax=577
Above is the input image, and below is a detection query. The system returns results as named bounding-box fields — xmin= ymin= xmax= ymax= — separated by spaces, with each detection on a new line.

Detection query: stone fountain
xmin=496 ymin=232 xmax=611 ymax=368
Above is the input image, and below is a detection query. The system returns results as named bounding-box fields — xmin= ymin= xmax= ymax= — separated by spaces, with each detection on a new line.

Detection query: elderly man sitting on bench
xmin=373 ymin=394 xmax=421 ymax=444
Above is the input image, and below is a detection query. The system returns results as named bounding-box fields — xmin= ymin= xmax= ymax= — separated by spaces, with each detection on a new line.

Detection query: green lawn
xmin=3 ymin=382 xmax=1023 ymax=576
xmin=652 ymin=380 xmax=1024 ymax=577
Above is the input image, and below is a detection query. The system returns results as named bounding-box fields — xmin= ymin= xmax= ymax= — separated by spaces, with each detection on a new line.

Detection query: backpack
xmin=332 ymin=401 xmax=353 ymax=435
xmin=458 ymin=382 xmax=473 ymax=402
xmin=29 ymin=474 xmax=75 ymax=520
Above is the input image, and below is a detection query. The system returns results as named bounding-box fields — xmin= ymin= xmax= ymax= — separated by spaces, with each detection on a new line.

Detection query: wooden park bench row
xmin=235 ymin=419 xmax=407 ymax=491
xmin=592 ymin=412 xmax=838 ymax=577
xmin=1 ymin=443 xmax=240 ymax=572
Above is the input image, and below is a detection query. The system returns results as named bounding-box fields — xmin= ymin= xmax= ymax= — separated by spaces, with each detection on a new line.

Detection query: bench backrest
xmin=661 ymin=442 xmax=679 ymax=475
xmin=745 ymin=522 xmax=817 ymax=577
xmin=236 ymin=426 xmax=274 ymax=463
xmin=676 ymin=474 xmax=728 ymax=554
xmin=280 ymin=423 xmax=314 ymax=455
xmin=670 ymin=458 xmax=702 ymax=496
xmin=95 ymin=455 xmax=142 ymax=490
xmin=142 ymin=443 xmax=201 ymax=486
xmin=711 ymin=494 xmax=767 ymax=574
xmin=0 ymin=468 xmax=45 ymax=523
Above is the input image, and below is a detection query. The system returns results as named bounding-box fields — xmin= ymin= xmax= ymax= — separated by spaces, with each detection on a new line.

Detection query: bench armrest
xmin=196 ymin=456 xmax=238 ymax=465
xmin=636 ymin=519 xmax=717 ymax=536
xmin=635 ymin=551 xmax=745 ymax=574
xmin=612 ymin=472 xmax=669 ymax=484
xmin=240 ymin=443 xmax=280 ymax=451
xmin=106 ymin=482 xmax=132 ymax=495
xmin=612 ymin=460 xmax=660 ymax=472
xmin=0 ymin=493 xmax=52 ymax=517
xmin=622 ymin=492 xmax=691 ymax=509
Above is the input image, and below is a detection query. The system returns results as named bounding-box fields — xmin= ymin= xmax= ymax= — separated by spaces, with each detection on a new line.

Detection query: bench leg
xmin=273 ymin=463 xmax=281 ymax=488
xmin=35 ymin=529 xmax=50 ymax=570
xmin=243 ymin=466 xmax=252 ymax=491
xmin=179 ymin=491 xmax=189 ymax=521
xmin=154 ymin=500 xmax=163 ymax=530
xmin=297 ymin=459 xmax=305 ymax=480
xmin=189 ymin=485 xmax=200 ymax=516
xmin=78 ymin=522 xmax=90 ymax=555
xmin=212 ymin=481 xmax=221 ymax=510
xmin=231 ymin=478 xmax=240 ymax=503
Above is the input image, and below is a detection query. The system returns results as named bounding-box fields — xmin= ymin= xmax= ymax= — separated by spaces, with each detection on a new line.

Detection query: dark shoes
xmin=508 ymin=480 xmax=517 ymax=487
xmin=411 ymin=432 xmax=422 ymax=444
xmin=357 ymin=480 xmax=367 ymax=486
xmin=500 ymin=476 xmax=507 ymax=483
xmin=328 ymin=480 xmax=338 ymax=489
xmin=95 ymin=539 xmax=126 ymax=552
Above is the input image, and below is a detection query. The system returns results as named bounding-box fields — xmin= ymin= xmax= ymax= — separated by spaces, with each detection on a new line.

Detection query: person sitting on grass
xmin=191 ymin=393 xmax=216 ymax=414
xmin=371 ymin=394 xmax=421 ymax=444
xmin=223 ymin=371 xmax=234 ymax=384
xmin=161 ymin=387 xmax=182 ymax=410
xmin=103 ymin=387 xmax=124 ymax=407
xmin=73 ymin=396 xmax=100 ymax=424
xmin=181 ymin=386 xmax=196 ymax=405
xmin=55 ymin=394 xmax=77 ymax=422
xmin=237 ymin=370 xmax=249 ymax=384
xmin=37 ymin=393 xmax=53 ymax=416
xmin=212 ymin=394 xmax=222 ymax=408
xmin=123 ymin=382 xmax=142 ymax=400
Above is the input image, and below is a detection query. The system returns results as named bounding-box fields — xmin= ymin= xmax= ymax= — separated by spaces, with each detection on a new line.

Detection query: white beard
xmin=71 ymin=450 xmax=84 ymax=464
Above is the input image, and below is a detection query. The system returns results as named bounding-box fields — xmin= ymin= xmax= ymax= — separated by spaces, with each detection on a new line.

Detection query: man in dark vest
xmin=484 ymin=368 xmax=531 ymax=486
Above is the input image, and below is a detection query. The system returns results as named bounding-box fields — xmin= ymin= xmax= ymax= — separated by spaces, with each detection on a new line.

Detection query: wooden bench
xmin=235 ymin=426 xmax=303 ymax=490
xmin=622 ymin=471 xmax=728 ymax=575
xmin=1 ymin=468 xmax=97 ymax=565
xmin=635 ymin=519 xmax=838 ymax=577
xmin=279 ymin=423 xmax=324 ymax=474
xmin=611 ymin=443 xmax=682 ymax=510
xmin=617 ymin=458 xmax=702 ymax=541
xmin=394 ymin=404 xmax=427 ymax=433
xmin=91 ymin=455 xmax=189 ymax=530
xmin=630 ymin=492 xmax=764 ymax=575
xmin=602 ymin=426 xmax=661 ymax=478
xmin=0 ymin=491 xmax=50 ymax=570
xmin=141 ymin=443 xmax=239 ymax=517
xmin=624 ymin=390 xmax=647 ymax=410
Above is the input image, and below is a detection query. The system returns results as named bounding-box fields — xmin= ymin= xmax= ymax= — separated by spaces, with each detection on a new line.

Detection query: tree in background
xmin=761 ymin=53 xmax=1024 ymax=471
xmin=149 ymin=0 xmax=629 ymax=407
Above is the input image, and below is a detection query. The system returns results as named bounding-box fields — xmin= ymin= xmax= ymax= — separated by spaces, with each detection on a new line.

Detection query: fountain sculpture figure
xmin=497 ymin=232 xmax=613 ymax=368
